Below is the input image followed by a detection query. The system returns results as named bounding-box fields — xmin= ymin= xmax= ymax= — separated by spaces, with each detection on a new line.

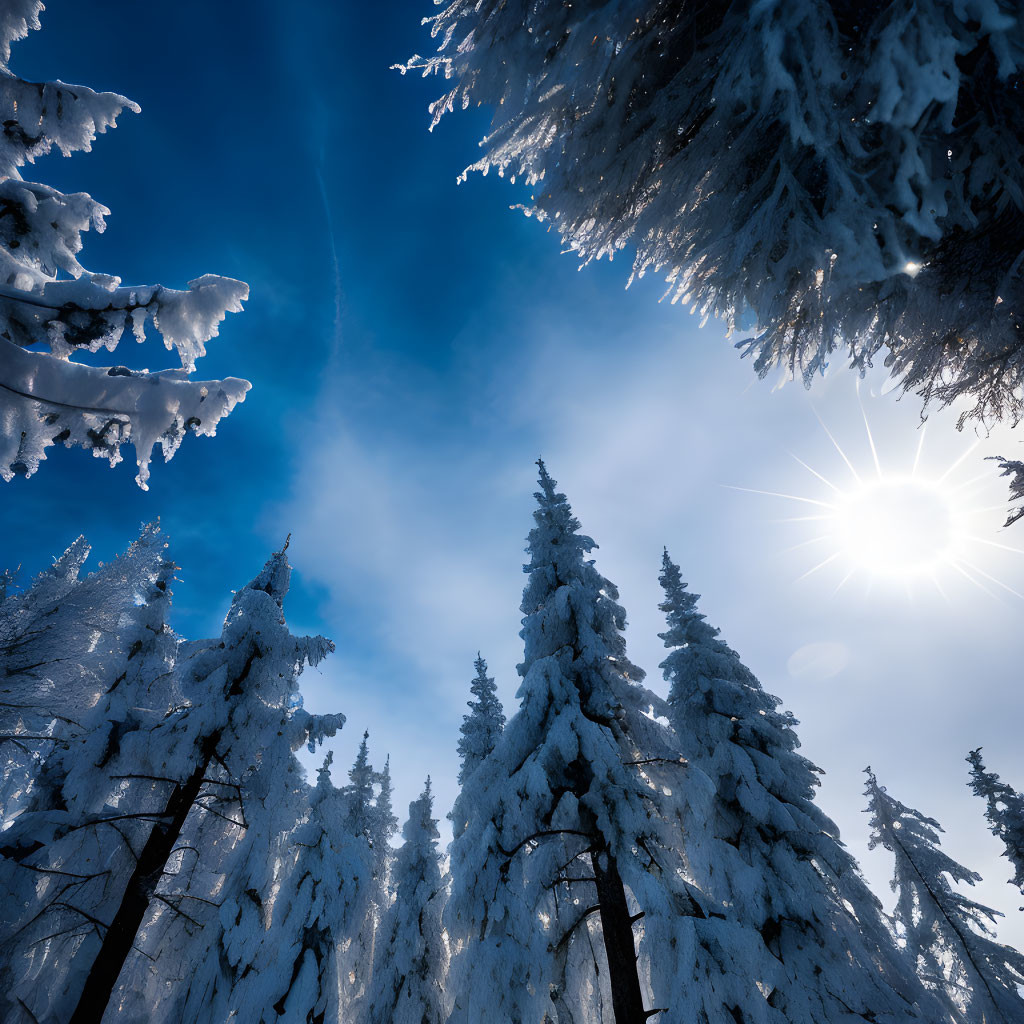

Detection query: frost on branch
xmin=0 ymin=1 xmax=249 ymax=488
xmin=968 ymin=749 xmax=1024 ymax=905
xmin=866 ymin=769 xmax=1024 ymax=1023
xmin=404 ymin=1 xmax=1024 ymax=425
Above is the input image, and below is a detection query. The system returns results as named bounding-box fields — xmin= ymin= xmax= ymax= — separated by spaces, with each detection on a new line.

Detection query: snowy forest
xmin=3 ymin=0 xmax=1024 ymax=1022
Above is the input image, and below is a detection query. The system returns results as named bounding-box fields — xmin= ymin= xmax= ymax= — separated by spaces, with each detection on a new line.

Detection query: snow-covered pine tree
xmin=0 ymin=527 xmax=166 ymax=827
xmin=0 ymin=1 xmax=248 ymax=487
xmin=369 ymin=754 xmax=398 ymax=927
xmin=449 ymin=653 xmax=505 ymax=839
xmin=181 ymin=748 xmax=373 ymax=1024
xmin=658 ymin=550 xmax=936 ymax=1023
xmin=0 ymin=525 xmax=182 ymax=1023
xmin=63 ymin=544 xmax=342 ymax=1024
xmin=456 ymin=654 xmax=505 ymax=787
xmin=865 ymin=768 xmax=1024 ymax=1024
xmin=365 ymin=778 xmax=448 ymax=1024
xmin=404 ymin=2 xmax=1024 ymax=426
xmin=967 ymin=748 xmax=1024 ymax=906
xmin=336 ymin=732 xmax=391 ymax=1017
xmin=445 ymin=462 xmax=776 ymax=1024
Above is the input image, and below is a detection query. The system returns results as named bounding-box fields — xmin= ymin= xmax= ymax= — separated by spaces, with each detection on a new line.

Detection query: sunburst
xmin=730 ymin=404 xmax=1024 ymax=600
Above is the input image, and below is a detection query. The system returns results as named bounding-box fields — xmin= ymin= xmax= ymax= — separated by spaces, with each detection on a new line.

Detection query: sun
xmin=733 ymin=407 xmax=1024 ymax=599
xmin=833 ymin=476 xmax=954 ymax=577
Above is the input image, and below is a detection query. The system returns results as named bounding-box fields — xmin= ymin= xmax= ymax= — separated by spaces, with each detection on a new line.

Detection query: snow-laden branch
xmin=0 ymin=2 xmax=249 ymax=487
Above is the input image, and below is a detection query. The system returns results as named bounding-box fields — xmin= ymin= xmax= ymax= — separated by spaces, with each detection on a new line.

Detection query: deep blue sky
xmin=4 ymin=1 xmax=1024 ymax=943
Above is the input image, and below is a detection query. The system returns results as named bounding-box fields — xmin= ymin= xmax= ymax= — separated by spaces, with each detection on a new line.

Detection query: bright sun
xmin=833 ymin=478 xmax=953 ymax=577
xmin=737 ymin=407 xmax=1024 ymax=598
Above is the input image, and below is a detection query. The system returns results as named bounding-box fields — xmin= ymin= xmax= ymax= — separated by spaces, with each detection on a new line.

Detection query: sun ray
xmin=790 ymin=453 xmax=844 ymax=494
xmin=962 ymin=536 xmax=1024 ymax=556
xmin=945 ymin=559 xmax=1000 ymax=599
xmin=811 ymin=407 xmax=862 ymax=485
xmin=935 ymin=438 xmax=982 ymax=482
xmin=954 ymin=558 xmax=1023 ymax=600
xmin=766 ymin=514 xmax=834 ymax=524
xmin=858 ymin=393 xmax=883 ymax=477
xmin=723 ymin=485 xmax=837 ymax=509
xmin=911 ymin=424 xmax=927 ymax=478
xmin=780 ymin=535 xmax=834 ymax=555
xmin=833 ymin=568 xmax=856 ymax=594
xmin=795 ymin=551 xmax=842 ymax=582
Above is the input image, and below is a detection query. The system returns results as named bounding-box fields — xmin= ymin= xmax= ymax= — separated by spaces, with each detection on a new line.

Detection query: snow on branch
xmin=0 ymin=2 xmax=249 ymax=487
xmin=403 ymin=0 xmax=1024 ymax=426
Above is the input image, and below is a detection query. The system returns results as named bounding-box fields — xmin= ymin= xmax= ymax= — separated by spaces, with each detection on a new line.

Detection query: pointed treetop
xmin=404 ymin=776 xmax=440 ymax=846
xmin=968 ymin=748 xmax=1024 ymax=898
xmin=240 ymin=547 xmax=292 ymax=609
xmin=317 ymin=749 xmax=335 ymax=783
xmin=457 ymin=653 xmax=506 ymax=787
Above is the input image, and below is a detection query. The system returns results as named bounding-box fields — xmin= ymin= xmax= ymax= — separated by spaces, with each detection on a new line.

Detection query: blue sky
xmin=4 ymin=1 xmax=1024 ymax=944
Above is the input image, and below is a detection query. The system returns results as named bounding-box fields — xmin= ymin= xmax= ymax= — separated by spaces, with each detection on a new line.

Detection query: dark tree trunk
xmin=590 ymin=841 xmax=647 ymax=1024
xmin=68 ymin=731 xmax=220 ymax=1024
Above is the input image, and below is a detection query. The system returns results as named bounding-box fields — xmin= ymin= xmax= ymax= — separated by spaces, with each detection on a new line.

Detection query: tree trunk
xmin=68 ymin=731 xmax=220 ymax=1024
xmin=590 ymin=842 xmax=647 ymax=1024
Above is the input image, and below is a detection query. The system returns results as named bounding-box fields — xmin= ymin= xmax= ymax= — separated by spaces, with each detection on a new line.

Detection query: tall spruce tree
xmin=66 ymin=544 xmax=342 ymax=1024
xmin=191 ymin=749 xmax=374 ymax=1024
xmin=445 ymin=463 xmax=779 ymax=1024
xmin=450 ymin=654 xmax=505 ymax=840
xmin=365 ymin=778 xmax=448 ymax=1024
xmin=865 ymin=769 xmax=1024 ymax=1024
xmin=658 ymin=550 xmax=936 ymax=1023
xmin=967 ymin=749 xmax=1024 ymax=906
xmin=337 ymin=732 xmax=393 ymax=1017
xmin=0 ymin=525 xmax=181 ymax=1023
xmin=456 ymin=654 xmax=505 ymax=787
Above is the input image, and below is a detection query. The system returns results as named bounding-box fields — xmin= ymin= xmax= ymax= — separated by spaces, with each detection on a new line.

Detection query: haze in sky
xmin=3 ymin=0 xmax=1023 ymax=949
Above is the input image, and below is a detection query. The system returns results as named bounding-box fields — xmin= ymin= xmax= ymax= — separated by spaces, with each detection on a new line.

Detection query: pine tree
xmin=865 ymin=768 xmax=1024 ymax=1024
xmin=658 ymin=549 xmax=935 ymax=1023
xmin=0 ymin=1 xmax=248 ymax=487
xmin=365 ymin=778 xmax=448 ymax=1024
xmin=370 ymin=755 xmax=399 ymax=920
xmin=62 ymin=544 xmax=342 ymax=1024
xmin=456 ymin=654 xmax=505 ymax=787
xmin=403 ymin=1 xmax=1024 ymax=426
xmin=192 ymin=749 xmax=375 ymax=1024
xmin=967 ymin=748 xmax=1024 ymax=906
xmin=450 ymin=653 xmax=505 ymax=839
xmin=0 ymin=525 xmax=182 ymax=1022
xmin=337 ymin=732 xmax=391 ymax=1017
xmin=445 ymin=462 xmax=771 ymax=1024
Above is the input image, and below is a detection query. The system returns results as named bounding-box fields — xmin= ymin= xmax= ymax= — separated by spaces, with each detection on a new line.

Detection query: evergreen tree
xmin=658 ymin=549 xmax=936 ymax=1023
xmin=0 ymin=525 xmax=181 ymax=1023
xmin=865 ymin=768 xmax=1024 ymax=1024
xmin=195 ymin=749 xmax=373 ymax=1024
xmin=445 ymin=462 xmax=772 ymax=1024
xmin=967 ymin=748 xmax=1024 ymax=905
xmin=456 ymin=654 xmax=505 ymax=787
xmin=404 ymin=1 xmax=1024 ymax=426
xmin=365 ymin=778 xmax=448 ymax=1024
xmin=337 ymin=732 xmax=391 ymax=1016
xmin=67 ymin=544 xmax=342 ymax=1024
xmin=0 ymin=1 xmax=248 ymax=487
xmin=450 ymin=653 xmax=505 ymax=839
